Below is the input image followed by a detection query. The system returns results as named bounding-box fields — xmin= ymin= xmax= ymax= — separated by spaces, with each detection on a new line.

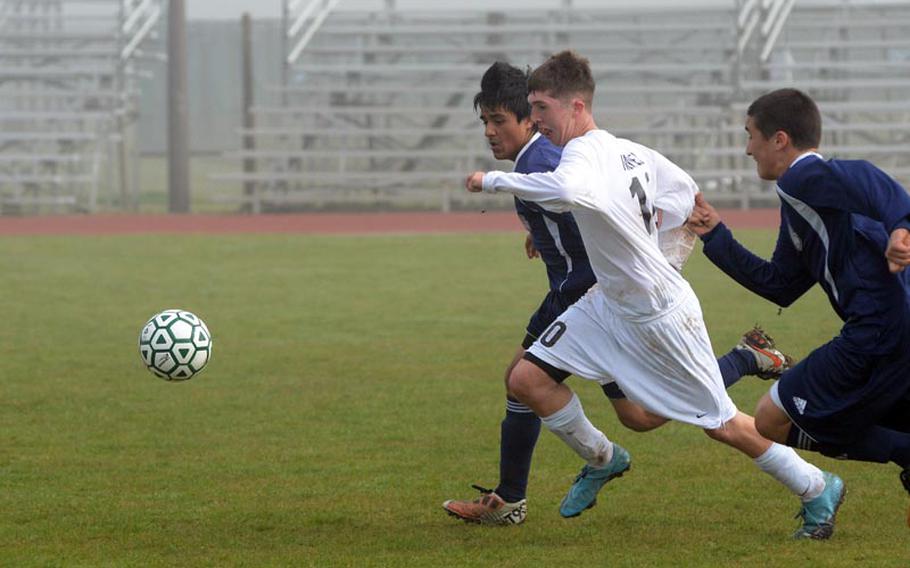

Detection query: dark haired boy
xmin=690 ymin=87 xmax=910 ymax=529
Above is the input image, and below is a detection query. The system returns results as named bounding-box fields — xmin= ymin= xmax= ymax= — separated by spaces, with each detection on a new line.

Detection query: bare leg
xmin=507 ymin=358 xmax=573 ymax=417
xmin=705 ymin=410 xmax=827 ymax=500
xmin=754 ymin=392 xmax=793 ymax=444
xmin=610 ymin=398 xmax=670 ymax=432
xmin=502 ymin=346 xmax=525 ymax=393
xmin=704 ymin=411 xmax=772 ymax=458
xmin=508 ymin=359 xmax=613 ymax=468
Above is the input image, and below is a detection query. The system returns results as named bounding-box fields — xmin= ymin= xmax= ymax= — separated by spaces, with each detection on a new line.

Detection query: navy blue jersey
xmin=702 ymin=155 xmax=910 ymax=355
xmin=514 ymin=135 xmax=594 ymax=296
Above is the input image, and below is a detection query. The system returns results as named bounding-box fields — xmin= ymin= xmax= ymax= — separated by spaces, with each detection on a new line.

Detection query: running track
xmin=0 ymin=209 xmax=779 ymax=236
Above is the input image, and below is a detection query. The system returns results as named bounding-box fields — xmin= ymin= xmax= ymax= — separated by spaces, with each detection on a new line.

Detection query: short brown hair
xmin=747 ymin=89 xmax=821 ymax=150
xmin=528 ymin=50 xmax=595 ymax=106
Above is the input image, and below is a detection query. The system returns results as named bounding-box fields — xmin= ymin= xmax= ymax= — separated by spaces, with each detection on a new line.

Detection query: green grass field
xmin=1 ymin=229 xmax=907 ymax=567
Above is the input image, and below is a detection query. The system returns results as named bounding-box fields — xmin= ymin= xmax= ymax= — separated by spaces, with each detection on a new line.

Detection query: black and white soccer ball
xmin=138 ymin=309 xmax=212 ymax=381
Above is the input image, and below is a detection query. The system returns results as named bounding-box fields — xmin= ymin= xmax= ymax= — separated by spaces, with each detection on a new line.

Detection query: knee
xmin=617 ymin=413 xmax=650 ymax=432
xmin=702 ymin=412 xmax=747 ymax=443
xmin=612 ymin=400 xmax=668 ymax=432
xmin=753 ymin=413 xmax=774 ymax=440
xmin=506 ymin=364 xmax=534 ymax=401
xmin=617 ymin=411 xmax=665 ymax=433
xmin=753 ymin=395 xmax=786 ymax=442
xmin=703 ymin=426 xmax=731 ymax=444
xmin=618 ymin=416 xmax=656 ymax=433
xmin=504 ymin=350 xmax=527 ymax=397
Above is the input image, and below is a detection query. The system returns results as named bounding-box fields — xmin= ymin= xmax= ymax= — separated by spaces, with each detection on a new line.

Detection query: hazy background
xmin=186 ymin=0 xmax=906 ymax=20
xmin=151 ymin=0 xmax=910 ymax=154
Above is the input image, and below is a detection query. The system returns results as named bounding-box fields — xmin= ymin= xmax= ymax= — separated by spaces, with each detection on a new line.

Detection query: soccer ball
xmin=138 ymin=309 xmax=212 ymax=381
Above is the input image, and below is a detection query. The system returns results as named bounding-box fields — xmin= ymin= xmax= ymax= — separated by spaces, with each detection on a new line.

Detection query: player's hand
xmin=886 ymin=227 xmax=910 ymax=273
xmin=524 ymin=234 xmax=540 ymax=259
xmin=465 ymin=171 xmax=485 ymax=193
xmin=687 ymin=192 xmax=721 ymax=236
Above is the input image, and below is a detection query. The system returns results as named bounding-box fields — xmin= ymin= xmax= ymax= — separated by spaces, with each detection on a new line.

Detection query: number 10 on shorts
xmin=540 ymin=321 xmax=567 ymax=347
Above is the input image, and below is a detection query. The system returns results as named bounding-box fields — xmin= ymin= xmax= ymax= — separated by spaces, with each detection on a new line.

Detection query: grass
xmin=0 ymin=230 xmax=907 ymax=567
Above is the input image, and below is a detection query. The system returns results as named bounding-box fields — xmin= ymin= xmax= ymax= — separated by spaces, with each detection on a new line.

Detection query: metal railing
xmin=215 ymin=2 xmax=910 ymax=212
xmin=0 ymin=0 xmax=161 ymax=214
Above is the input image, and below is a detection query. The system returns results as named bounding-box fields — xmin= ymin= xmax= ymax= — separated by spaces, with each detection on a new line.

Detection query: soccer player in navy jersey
xmin=443 ymin=61 xmax=794 ymax=526
xmin=689 ymin=88 xmax=910 ymax=532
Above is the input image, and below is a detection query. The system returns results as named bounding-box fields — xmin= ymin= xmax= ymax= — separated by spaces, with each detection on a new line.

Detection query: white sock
xmin=540 ymin=392 xmax=614 ymax=468
xmin=753 ymin=443 xmax=826 ymax=502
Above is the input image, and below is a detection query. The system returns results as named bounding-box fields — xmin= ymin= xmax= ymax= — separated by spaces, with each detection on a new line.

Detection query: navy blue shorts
xmin=521 ymin=288 xmax=585 ymax=350
xmin=776 ymin=329 xmax=910 ymax=445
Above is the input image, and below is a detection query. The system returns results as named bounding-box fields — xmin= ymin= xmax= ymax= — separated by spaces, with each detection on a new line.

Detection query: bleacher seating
xmin=217 ymin=1 xmax=910 ymax=211
xmin=0 ymin=0 xmax=160 ymax=214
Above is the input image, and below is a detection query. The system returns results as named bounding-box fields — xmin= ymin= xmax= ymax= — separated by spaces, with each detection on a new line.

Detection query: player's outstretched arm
xmin=886 ymin=227 xmax=910 ymax=273
xmin=473 ymin=143 xmax=597 ymax=213
xmin=465 ymin=171 xmax=485 ymax=193
xmin=687 ymin=193 xmax=721 ymax=236
xmin=689 ymin=193 xmax=815 ymax=307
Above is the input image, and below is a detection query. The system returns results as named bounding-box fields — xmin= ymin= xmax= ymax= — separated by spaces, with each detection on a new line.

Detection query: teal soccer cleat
xmin=559 ymin=444 xmax=631 ymax=518
xmin=793 ymin=472 xmax=846 ymax=540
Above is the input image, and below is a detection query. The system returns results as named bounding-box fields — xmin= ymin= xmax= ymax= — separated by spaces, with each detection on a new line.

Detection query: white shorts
xmin=526 ymin=285 xmax=738 ymax=429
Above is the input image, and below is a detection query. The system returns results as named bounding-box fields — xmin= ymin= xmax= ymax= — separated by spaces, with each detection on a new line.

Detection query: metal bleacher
xmin=0 ymin=0 xmax=161 ymax=214
xmin=738 ymin=2 xmax=910 ymax=202
xmin=218 ymin=0 xmax=910 ymax=212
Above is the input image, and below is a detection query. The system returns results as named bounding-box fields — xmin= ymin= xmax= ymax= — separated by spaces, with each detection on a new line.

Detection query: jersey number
xmin=539 ymin=321 xmax=567 ymax=347
xmin=629 ymin=177 xmax=653 ymax=234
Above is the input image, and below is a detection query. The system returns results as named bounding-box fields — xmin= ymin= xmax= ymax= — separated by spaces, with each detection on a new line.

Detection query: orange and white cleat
xmin=443 ymin=485 xmax=527 ymax=526
xmin=737 ymin=326 xmax=795 ymax=380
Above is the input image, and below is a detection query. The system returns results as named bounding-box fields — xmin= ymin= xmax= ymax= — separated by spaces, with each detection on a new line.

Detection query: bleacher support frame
xmin=0 ymin=0 xmax=161 ymax=214
xmin=216 ymin=1 xmax=910 ymax=212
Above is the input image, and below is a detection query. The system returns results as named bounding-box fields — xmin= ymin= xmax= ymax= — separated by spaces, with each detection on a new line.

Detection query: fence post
xmin=167 ymin=0 xmax=191 ymax=212
xmin=241 ymin=13 xmax=257 ymax=213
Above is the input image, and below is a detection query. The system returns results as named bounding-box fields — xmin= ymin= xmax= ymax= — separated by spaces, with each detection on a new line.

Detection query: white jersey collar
xmin=789 ymin=151 xmax=823 ymax=169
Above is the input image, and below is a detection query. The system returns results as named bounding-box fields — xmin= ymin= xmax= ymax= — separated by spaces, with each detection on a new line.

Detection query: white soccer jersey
xmin=482 ymin=129 xmax=736 ymax=426
xmin=483 ymin=129 xmax=698 ymax=320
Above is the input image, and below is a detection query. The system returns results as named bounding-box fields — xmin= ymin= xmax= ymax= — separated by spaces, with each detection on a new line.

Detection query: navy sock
xmin=717 ymin=348 xmax=757 ymax=388
xmin=494 ymin=398 xmax=541 ymax=503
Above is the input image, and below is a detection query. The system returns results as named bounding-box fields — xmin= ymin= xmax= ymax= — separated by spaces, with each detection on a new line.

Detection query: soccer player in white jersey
xmin=443 ymin=62 xmax=793 ymax=527
xmin=465 ymin=50 xmax=844 ymax=539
